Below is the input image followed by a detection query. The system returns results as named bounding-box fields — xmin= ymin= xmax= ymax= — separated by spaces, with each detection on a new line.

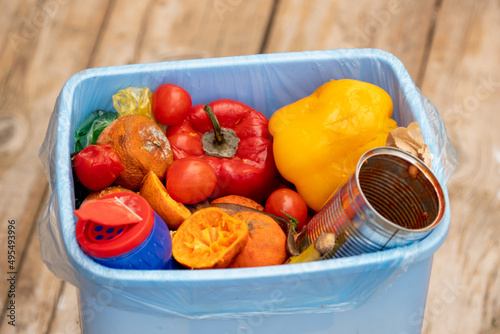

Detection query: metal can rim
xmin=354 ymin=146 xmax=446 ymax=235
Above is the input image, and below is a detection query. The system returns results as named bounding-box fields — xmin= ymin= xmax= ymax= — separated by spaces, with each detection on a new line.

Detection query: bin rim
xmin=54 ymin=48 xmax=451 ymax=287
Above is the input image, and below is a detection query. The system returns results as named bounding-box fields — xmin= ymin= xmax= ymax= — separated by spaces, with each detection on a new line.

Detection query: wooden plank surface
xmin=0 ymin=1 xmax=51 ymax=313
xmin=47 ymin=283 xmax=80 ymax=334
xmin=264 ymin=0 xmax=438 ymax=82
xmin=420 ymin=0 xmax=500 ymax=333
xmin=1 ymin=0 xmax=499 ymax=333
xmin=0 ymin=1 xmax=275 ymax=333
xmin=0 ymin=1 xmax=111 ymax=332
xmin=93 ymin=0 xmax=276 ymax=66
xmin=267 ymin=1 xmax=499 ymax=332
xmin=1 ymin=192 xmax=64 ymax=334
xmin=137 ymin=0 xmax=275 ymax=62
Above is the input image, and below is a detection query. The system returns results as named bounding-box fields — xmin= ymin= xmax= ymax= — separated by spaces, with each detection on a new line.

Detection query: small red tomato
xmin=152 ymin=83 xmax=192 ymax=126
xmin=73 ymin=145 xmax=124 ymax=191
xmin=166 ymin=157 xmax=217 ymax=204
xmin=265 ymin=188 xmax=309 ymax=231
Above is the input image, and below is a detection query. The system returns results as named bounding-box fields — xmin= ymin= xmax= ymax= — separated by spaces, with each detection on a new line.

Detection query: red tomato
xmin=166 ymin=157 xmax=217 ymax=204
xmin=73 ymin=145 xmax=123 ymax=191
xmin=265 ymin=188 xmax=308 ymax=231
xmin=152 ymin=83 xmax=192 ymax=126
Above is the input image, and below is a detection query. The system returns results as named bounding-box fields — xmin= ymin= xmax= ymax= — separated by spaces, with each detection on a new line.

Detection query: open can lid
xmin=75 ymin=192 xmax=155 ymax=258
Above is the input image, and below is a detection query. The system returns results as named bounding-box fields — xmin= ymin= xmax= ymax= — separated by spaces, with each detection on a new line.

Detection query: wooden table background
xmin=0 ymin=0 xmax=499 ymax=333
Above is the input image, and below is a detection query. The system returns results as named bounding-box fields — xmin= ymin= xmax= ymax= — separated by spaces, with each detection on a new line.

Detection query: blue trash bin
xmin=39 ymin=48 xmax=458 ymax=334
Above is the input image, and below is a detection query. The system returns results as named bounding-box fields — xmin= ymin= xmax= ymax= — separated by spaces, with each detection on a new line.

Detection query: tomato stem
xmin=282 ymin=211 xmax=299 ymax=234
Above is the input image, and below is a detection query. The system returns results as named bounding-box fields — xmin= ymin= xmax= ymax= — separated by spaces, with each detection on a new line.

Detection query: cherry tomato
xmin=152 ymin=83 xmax=192 ymax=126
xmin=166 ymin=157 xmax=217 ymax=204
xmin=265 ymin=188 xmax=308 ymax=231
xmin=73 ymin=145 xmax=123 ymax=192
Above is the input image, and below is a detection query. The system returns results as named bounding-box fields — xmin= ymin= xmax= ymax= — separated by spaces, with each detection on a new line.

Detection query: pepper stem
xmin=204 ymin=104 xmax=224 ymax=144
xmin=201 ymin=104 xmax=240 ymax=158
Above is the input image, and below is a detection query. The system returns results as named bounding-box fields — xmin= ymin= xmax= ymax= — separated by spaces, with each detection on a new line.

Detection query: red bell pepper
xmin=166 ymin=99 xmax=279 ymax=203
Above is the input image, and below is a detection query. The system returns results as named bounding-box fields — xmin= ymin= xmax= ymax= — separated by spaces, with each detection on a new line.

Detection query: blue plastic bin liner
xmin=38 ymin=49 xmax=458 ymax=319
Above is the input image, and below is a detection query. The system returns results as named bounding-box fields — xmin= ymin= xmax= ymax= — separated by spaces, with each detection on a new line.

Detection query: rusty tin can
xmin=296 ymin=147 xmax=446 ymax=258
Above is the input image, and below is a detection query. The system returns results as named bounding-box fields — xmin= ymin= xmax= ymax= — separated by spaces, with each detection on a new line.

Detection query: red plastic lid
xmin=75 ymin=192 xmax=155 ymax=258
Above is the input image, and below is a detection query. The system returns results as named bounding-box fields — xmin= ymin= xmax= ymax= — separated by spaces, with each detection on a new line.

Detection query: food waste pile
xmin=71 ymin=79 xmax=430 ymax=270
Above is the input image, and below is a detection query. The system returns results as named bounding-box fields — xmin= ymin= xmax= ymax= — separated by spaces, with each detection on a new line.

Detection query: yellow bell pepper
xmin=268 ymin=79 xmax=397 ymax=211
